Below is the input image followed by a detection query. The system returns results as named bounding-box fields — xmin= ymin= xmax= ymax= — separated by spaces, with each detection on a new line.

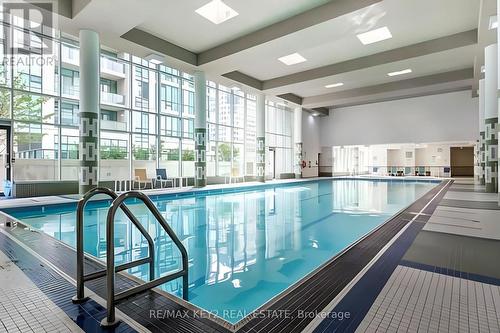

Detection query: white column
xmin=256 ymin=93 xmax=266 ymax=182
xmin=293 ymin=107 xmax=303 ymax=178
xmin=78 ymin=30 xmax=100 ymax=194
xmin=479 ymin=79 xmax=486 ymax=185
xmin=194 ymin=71 xmax=207 ymax=187
xmin=485 ymin=44 xmax=498 ymax=193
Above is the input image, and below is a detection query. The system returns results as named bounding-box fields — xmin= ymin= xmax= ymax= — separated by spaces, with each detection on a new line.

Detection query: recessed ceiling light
xmin=278 ymin=53 xmax=307 ymax=66
xmin=145 ymin=53 xmax=164 ymax=64
xmin=195 ymin=0 xmax=238 ymax=25
xmin=388 ymin=68 xmax=412 ymax=77
xmin=357 ymin=27 xmax=392 ymax=45
xmin=489 ymin=15 xmax=498 ymax=30
xmin=325 ymin=82 xmax=344 ymax=88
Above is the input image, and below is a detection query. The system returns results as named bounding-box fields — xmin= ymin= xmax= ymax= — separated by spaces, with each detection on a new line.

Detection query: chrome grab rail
xmin=72 ymin=187 xmax=155 ymax=304
xmin=102 ymin=191 xmax=189 ymax=327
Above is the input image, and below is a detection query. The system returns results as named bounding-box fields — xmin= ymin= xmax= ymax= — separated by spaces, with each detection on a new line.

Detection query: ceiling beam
xmin=121 ymin=28 xmax=198 ymax=66
xmin=197 ymin=0 xmax=382 ymax=65
xmin=72 ymin=0 xmax=91 ymax=18
xmin=28 ymin=0 xmax=72 ymax=19
xmin=222 ymin=71 xmax=263 ymax=90
xmin=276 ymin=93 xmax=303 ymax=105
xmin=303 ymin=68 xmax=473 ymax=108
xmin=120 ymin=0 xmax=382 ymax=67
xmin=328 ymin=86 xmax=472 ymax=109
xmin=263 ymin=29 xmax=477 ymax=90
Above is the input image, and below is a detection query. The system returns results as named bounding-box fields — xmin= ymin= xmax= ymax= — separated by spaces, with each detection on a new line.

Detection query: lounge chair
xmin=133 ymin=168 xmax=153 ymax=189
xmin=155 ymin=168 xmax=174 ymax=188
xmin=225 ymin=167 xmax=244 ymax=184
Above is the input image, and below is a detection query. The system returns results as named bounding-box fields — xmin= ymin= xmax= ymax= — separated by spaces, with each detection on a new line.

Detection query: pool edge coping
xmin=0 ymin=177 xmax=446 ymax=332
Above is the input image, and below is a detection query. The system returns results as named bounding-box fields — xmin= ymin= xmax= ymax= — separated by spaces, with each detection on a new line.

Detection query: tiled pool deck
xmin=1 ymin=177 xmax=499 ymax=332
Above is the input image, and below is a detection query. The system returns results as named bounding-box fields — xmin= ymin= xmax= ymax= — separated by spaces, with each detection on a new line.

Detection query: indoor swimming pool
xmin=3 ymin=178 xmax=439 ymax=324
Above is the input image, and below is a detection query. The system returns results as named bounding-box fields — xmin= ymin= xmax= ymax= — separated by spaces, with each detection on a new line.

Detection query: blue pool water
xmin=5 ymin=179 xmax=437 ymax=324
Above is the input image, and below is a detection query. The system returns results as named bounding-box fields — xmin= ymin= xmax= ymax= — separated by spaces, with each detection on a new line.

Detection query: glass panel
xmin=0 ymin=88 xmax=11 ymax=119
xmin=60 ymin=99 xmax=79 ymax=126
xmin=183 ymin=118 xmax=194 ymax=138
xmin=132 ymin=134 xmax=156 ymax=179
xmin=207 ymin=85 xmax=216 ymax=122
xmin=218 ymin=125 xmax=231 ymax=142
xmin=13 ymin=123 xmax=58 ymax=180
xmin=101 ymin=108 xmax=129 ymax=132
xmin=60 ymin=127 xmax=79 ymax=180
xmin=218 ymin=88 xmax=231 ymax=126
xmin=233 ymin=143 xmax=244 ymax=177
xmin=182 ymin=79 xmax=194 ymax=116
xmin=100 ymin=131 xmax=130 ymax=181
xmin=160 ymin=76 xmax=181 ymax=115
xmin=159 ymin=137 xmax=179 ymax=178
xmin=160 ymin=115 xmax=181 ymax=137
xmin=132 ymin=66 xmax=156 ymax=112
xmin=234 ymin=93 xmax=244 ymax=128
xmin=181 ymin=139 xmax=194 ymax=177
xmin=0 ymin=25 xmax=12 ymax=87
xmin=245 ymin=97 xmax=256 ymax=176
xmin=132 ymin=111 xmax=156 ymax=134
xmin=218 ymin=142 xmax=232 ymax=177
xmin=13 ymin=92 xmax=56 ymax=124
xmin=207 ymin=140 xmax=216 ymax=177
xmin=61 ymin=67 xmax=79 ymax=98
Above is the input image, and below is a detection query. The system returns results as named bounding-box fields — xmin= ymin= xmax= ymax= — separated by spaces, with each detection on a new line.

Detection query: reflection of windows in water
xmin=267 ymin=189 xmax=276 ymax=215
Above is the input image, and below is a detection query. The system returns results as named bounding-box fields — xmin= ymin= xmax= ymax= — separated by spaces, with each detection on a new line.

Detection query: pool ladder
xmin=71 ymin=187 xmax=189 ymax=328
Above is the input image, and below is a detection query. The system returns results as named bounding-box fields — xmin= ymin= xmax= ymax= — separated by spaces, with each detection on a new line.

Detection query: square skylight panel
xmin=195 ymin=0 xmax=239 ymax=25
xmin=357 ymin=27 xmax=392 ymax=45
xmin=278 ymin=53 xmax=307 ymax=65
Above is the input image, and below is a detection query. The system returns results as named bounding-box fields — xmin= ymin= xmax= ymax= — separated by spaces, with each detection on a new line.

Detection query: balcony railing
xmin=101 ymin=57 xmax=126 ymax=77
xmin=101 ymin=119 xmax=127 ymax=131
xmin=101 ymin=91 xmax=125 ymax=106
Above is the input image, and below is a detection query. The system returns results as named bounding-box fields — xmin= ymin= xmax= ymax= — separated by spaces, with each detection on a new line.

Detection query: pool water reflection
xmin=8 ymin=179 xmax=437 ymax=324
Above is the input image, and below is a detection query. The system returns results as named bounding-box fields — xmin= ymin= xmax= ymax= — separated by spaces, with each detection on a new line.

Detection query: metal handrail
xmin=102 ymin=191 xmax=189 ymax=327
xmin=72 ymin=187 xmax=155 ymax=304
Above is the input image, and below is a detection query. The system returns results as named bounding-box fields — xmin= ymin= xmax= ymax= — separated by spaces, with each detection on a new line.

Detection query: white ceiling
xmin=138 ymin=0 xmax=332 ymax=52
xmin=266 ymin=45 xmax=475 ymax=97
xmin=58 ymin=0 xmax=481 ymax=107
xmin=200 ymin=0 xmax=478 ymax=80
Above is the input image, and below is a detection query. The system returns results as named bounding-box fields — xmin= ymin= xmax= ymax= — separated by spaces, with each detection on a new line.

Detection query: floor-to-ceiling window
xmin=206 ymin=82 xmax=260 ymax=178
xmin=266 ymin=101 xmax=293 ymax=178
xmin=0 ymin=19 xmax=294 ymax=184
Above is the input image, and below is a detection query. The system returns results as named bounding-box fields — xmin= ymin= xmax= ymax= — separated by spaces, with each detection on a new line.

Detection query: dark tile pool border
xmin=237 ymin=179 xmax=452 ymax=333
xmin=0 ymin=229 xmax=136 ymax=333
xmin=311 ymin=180 xmax=452 ymax=333
xmin=0 ymin=178 xmax=448 ymax=333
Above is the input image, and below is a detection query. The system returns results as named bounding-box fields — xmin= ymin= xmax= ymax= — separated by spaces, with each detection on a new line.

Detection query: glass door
xmin=0 ymin=126 xmax=11 ymax=194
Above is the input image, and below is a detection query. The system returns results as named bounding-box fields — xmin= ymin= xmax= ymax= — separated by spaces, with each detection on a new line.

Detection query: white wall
xmin=302 ymin=111 xmax=320 ymax=177
xmin=415 ymin=144 xmax=451 ymax=167
xmin=320 ymin=91 xmax=479 ymax=146
xmin=387 ymin=146 xmax=415 ymax=167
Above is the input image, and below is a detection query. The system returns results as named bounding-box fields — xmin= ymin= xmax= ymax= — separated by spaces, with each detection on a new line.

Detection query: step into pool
xmin=4 ymin=178 xmax=438 ymax=324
